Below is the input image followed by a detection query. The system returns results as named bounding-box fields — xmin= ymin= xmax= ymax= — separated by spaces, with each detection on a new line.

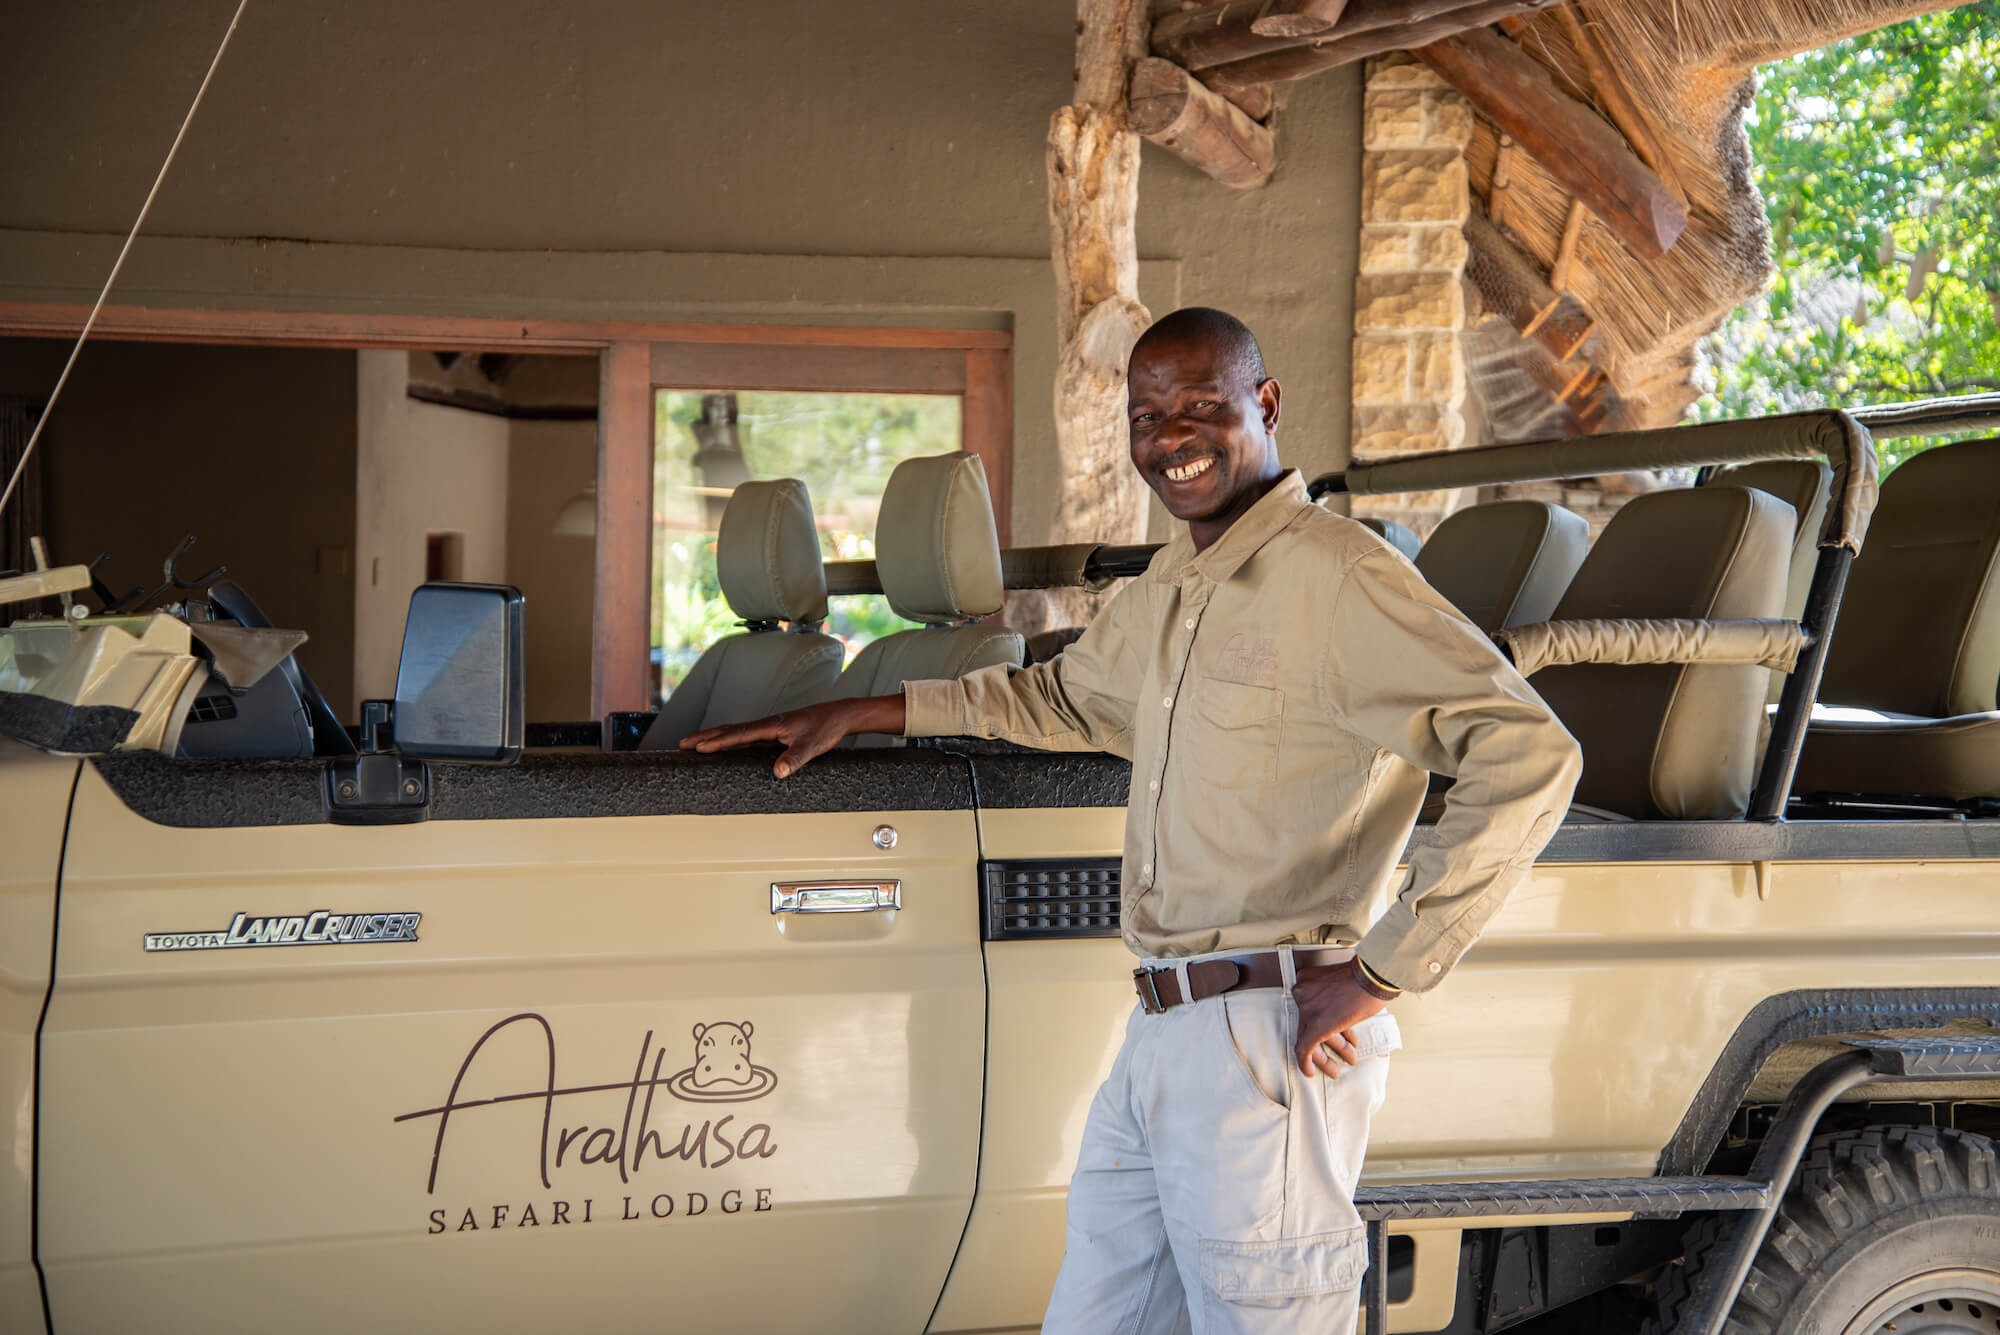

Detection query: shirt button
xmin=1141 ymin=863 xmax=1152 ymax=877
xmin=1162 ymin=695 xmax=1173 ymax=709
xmin=1184 ymin=618 xmax=1196 ymax=630
xmin=1148 ymin=779 xmax=1159 ymax=792
xmin=1427 ymin=961 xmax=1442 ymax=975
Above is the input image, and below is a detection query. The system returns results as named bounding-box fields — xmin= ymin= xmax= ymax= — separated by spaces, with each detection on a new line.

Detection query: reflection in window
xmin=651 ymin=389 xmax=961 ymax=700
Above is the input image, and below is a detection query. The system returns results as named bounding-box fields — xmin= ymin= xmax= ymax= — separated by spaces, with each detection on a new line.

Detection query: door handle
xmin=770 ymin=880 xmax=902 ymax=914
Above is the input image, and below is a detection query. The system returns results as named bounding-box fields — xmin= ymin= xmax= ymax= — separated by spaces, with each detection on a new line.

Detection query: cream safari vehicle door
xmin=31 ymin=588 xmax=985 ymax=1334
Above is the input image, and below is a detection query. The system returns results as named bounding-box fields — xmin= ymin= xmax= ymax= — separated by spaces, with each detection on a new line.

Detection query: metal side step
xmin=1357 ymin=1035 xmax=2000 ymax=1331
xmin=1355 ymin=1174 xmax=1768 ymax=1222
xmin=1851 ymin=1034 xmax=2000 ymax=1078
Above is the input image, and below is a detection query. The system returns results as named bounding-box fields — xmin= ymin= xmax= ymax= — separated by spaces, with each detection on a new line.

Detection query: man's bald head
xmin=1129 ymin=307 xmax=1268 ymax=392
xmin=1124 ymin=306 xmax=1283 ymax=550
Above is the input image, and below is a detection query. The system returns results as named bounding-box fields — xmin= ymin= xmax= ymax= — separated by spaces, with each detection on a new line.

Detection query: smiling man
xmin=684 ymin=307 xmax=1582 ymax=1333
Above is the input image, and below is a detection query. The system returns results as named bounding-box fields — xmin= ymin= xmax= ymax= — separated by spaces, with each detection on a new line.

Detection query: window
xmin=651 ymin=388 xmax=961 ymax=698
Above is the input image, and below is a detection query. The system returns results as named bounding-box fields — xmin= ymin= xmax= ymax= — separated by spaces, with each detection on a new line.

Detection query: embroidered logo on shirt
xmin=1215 ymin=633 xmax=1278 ymax=685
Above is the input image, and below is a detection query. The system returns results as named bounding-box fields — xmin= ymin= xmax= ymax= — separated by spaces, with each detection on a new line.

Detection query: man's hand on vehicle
xmin=681 ymin=695 xmax=907 ymax=778
xmin=1292 ymin=958 xmax=1390 ymax=1078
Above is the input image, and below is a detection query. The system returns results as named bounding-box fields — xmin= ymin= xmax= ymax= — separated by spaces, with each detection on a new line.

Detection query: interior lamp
xmin=551 ymin=483 xmax=597 ymax=538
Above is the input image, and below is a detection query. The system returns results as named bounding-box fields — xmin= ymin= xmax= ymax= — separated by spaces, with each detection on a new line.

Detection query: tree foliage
xmin=1698 ymin=2 xmax=2000 ymax=471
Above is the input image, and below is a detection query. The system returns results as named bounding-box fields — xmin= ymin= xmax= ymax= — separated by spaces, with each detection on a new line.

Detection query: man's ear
xmin=1257 ymin=377 xmax=1282 ymax=435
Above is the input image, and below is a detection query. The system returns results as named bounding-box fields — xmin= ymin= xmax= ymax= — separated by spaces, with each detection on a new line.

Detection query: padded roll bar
xmin=1851 ymin=389 xmax=2000 ymax=439
xmin=1494 ymin=617 xmax=1807 ymax=677
xmin=1310 ymin=410 xmax=1879 ymax=553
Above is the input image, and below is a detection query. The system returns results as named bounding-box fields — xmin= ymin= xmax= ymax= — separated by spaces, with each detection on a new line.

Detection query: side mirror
xmin=393 ymin=582 xmax=524 ymax=764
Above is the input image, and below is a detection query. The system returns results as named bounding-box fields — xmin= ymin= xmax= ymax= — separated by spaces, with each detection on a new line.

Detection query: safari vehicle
xmin=4 ymin=404 xmax=2000 ymax=1335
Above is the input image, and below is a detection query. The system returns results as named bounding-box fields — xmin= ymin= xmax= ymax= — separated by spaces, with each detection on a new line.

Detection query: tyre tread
xmin=1647 ymin=1125 xmax=2000 ymax=1335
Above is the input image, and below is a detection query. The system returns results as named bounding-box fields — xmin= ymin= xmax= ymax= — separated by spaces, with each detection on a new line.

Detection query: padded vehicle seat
xmin=1414 ymin=500 xmax=1587 ymax=633
xmin=639 ymin=479 xmax=844 ymax=749
xmin=1709 ymin=459 xmax=1831 ymax=704
xmin=1529 ymin=485 xmax=1794 ymax=819
xmin=1795 ymin=438 xmax=2000 ymax=800
xmin=831 ymin=452 xmax=1024 ymax=735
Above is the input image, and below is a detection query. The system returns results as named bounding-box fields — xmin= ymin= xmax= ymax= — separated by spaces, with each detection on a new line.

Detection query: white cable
xmin=0 ymin=0 xmax=251 ymax=525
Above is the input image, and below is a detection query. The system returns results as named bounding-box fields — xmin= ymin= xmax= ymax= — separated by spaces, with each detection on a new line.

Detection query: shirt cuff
xmin=1356 ymin=901 xmax=1464 ymax=995
xmin=900 ymin=679 xmax=970 ymax=738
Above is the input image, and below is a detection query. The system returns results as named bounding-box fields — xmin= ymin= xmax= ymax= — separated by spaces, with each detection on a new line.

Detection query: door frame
xmin=0 ymin=302 xmax=1012 ymax=716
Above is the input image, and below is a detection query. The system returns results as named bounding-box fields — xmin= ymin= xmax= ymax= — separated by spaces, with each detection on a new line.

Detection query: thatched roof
xmin=1462 ymin=0 xmax=1962 ymax=438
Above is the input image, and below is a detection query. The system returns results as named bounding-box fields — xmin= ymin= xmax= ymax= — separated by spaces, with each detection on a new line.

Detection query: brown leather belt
xmin=1133 ymin=947 xmax=1355 ymax=1015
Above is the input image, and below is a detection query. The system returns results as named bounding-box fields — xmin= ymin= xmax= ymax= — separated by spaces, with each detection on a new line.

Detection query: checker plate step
xmin=1850 ymin=1035 xmax=2000 ymax=1078
xmin=1354 ymin=1175 xmax=1770 ymax=1221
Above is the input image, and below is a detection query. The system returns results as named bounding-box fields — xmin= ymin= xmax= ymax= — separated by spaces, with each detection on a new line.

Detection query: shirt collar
xmin=1151 ymin=470 xmax=1313 ymax=586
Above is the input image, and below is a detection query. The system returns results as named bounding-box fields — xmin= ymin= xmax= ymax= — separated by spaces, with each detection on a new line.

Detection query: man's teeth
xmin=1166 ymin=458 xmax=1214 ymax=482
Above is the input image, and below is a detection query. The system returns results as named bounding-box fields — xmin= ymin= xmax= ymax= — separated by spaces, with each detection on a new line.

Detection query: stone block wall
xmin=1349 ymin=54 xmax=1474 ymax=535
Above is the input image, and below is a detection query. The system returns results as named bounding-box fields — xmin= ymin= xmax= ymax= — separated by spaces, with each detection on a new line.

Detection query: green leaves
xmin=1700 ymin=3 xmax=2000 ymax=472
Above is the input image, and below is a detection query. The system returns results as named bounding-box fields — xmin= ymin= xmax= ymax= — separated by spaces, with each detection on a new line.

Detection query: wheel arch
xmin=1658 ymin=988 xmax=2000 ymax=1176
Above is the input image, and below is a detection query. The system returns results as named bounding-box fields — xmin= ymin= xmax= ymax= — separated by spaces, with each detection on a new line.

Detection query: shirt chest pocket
xmin=1189 ymin=677 xmax=1284 ymax=788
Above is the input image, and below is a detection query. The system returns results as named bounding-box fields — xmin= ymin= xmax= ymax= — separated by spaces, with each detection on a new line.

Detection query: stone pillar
xmin=1349 ymin=53 xmax=1473 ymax=535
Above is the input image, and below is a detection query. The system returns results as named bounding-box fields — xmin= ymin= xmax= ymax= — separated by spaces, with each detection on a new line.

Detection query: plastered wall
xmin=0 ymin=337 xmax=359 ymax=710
xmin=353 ymin=350 xmax=509 ymax=707
xmin=505 ymin=418 xmax=598 ymax=722
xmin=0 ymin=1 xmax=1365 ymax=528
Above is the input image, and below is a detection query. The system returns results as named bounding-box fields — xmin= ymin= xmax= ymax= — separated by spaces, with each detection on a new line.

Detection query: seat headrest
xmin=1819 ymin=438 xmax=2000 ymax=717
xmin=1532 ymin=485 xmax=1793 ymax=819
xmin=1355 ymin=517 xmax=1422 ymax=561
xmin=1710 ymin=459 xmax=1831 ymax=622
xmin=716 ymin=478 xmax=829 ymax=625
xmin=874 ymin=452 xmax=1004 ymax=623
xmin=1414 ymin=500 xmax=1587 ymax=633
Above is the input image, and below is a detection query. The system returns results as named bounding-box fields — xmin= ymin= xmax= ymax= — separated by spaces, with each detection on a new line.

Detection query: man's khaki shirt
xmin=902 ymin=472 xmax=1582 ymax=993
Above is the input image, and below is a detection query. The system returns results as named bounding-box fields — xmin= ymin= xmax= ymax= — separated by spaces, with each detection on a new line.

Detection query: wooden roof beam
xmin=1189 ymin=0 xmax=1562 ymax=94
xmin=1250 ymin=0 xmax=1352 ymax=39
xmin=1156 ymin=0 xmax=1558 ymax=79
xmin=1129 ymin=58 xmax=1275 ymax=188
xmin=1551 ymin=6 xmax=1688 ymax=209
xmin=1147 ymin=4 xmax=1273 ymax=119
xmin=1203 ymin=77 xmax=1272 ymax=120
xmin=1414 ymin=27 xmax=1688 ymax=260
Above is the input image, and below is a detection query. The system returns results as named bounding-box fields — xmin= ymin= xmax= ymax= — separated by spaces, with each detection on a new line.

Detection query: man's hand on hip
xmin=681 ymin=695 xmax=907 ymax=778
xmin=1292 ymin=959 xmax=1389 ymax=1078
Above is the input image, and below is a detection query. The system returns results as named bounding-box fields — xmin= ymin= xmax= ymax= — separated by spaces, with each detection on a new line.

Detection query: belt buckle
xmin=1133 ymin=967 xmax=1166 ymax=1015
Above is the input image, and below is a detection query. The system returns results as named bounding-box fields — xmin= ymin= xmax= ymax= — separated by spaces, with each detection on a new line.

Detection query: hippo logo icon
xmin=666 ymin=1021 xmax=778 ymax=1103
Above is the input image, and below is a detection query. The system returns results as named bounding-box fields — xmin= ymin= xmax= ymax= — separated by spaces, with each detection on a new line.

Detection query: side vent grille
xmin=188 ymin=691 xmax=239 ymax=723
xmin=983 ymin=858 xmax=1122 ymax=941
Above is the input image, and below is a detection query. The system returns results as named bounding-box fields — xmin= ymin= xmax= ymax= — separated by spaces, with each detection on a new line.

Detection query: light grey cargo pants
xmin=1042 ymin=951 xmax=1400 ymax=1335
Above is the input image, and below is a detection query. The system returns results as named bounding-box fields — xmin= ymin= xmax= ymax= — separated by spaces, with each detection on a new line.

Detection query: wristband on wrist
xmin=1351 ymin=955 xmax=1403 ymax=1001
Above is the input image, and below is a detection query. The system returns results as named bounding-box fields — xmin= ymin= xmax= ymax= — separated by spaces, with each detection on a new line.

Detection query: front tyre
xmin=1654 ymin=1126 xmax=2000 ymax=1334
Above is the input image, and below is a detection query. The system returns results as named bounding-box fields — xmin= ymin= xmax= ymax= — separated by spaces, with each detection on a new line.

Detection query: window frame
xmin=0 ymin=303 xmax=1012 ymax=718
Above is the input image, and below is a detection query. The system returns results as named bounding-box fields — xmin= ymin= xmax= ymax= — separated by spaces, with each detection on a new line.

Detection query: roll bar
xmin=1851 ymin=389 xmax=2000 ymax=439
xmin=1309 ymin=409 xmax=1878 ymax=553
xmin=819 ymin=403 xmax=2000 ymax=819
xmin=1306 ymin=410 xmax=1889 ymax=819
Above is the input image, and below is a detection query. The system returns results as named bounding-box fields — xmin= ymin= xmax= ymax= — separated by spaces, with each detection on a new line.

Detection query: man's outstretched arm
xmin=683 ymin=570 xmax=1156 ymax=778
xmin=682 ymin=695 xmax=906 ymax=778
